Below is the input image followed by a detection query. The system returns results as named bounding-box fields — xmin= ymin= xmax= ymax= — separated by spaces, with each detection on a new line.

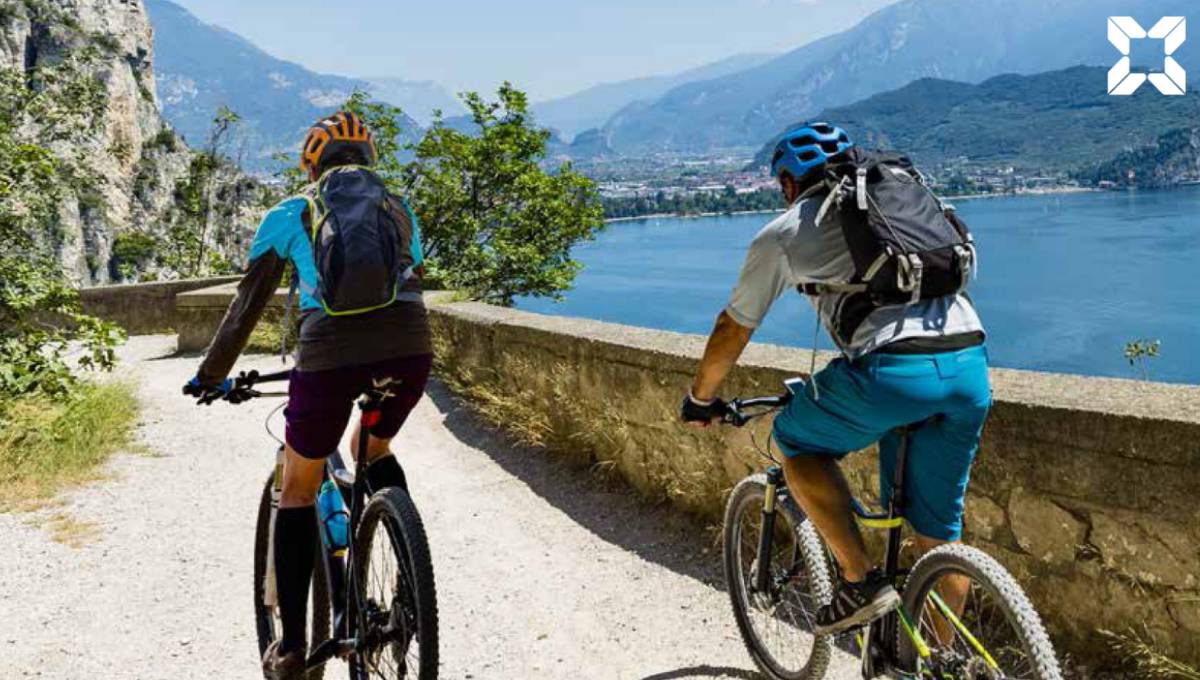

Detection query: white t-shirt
xmin=725 ymin=194 xmax=985 ymax=359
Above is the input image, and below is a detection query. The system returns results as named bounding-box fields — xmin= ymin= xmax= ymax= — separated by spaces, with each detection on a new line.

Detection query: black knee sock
xmin=274 ymin=506 xmax=318 ymax=655
xmin=365 ymin=454 xmax=407 ymax=494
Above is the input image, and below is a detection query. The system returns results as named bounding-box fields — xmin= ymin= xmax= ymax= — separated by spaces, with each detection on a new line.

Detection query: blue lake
xmin=517 ymin=188 xmax=1200 ymax=385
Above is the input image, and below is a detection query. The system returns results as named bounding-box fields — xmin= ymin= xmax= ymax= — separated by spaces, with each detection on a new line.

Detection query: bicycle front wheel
xmin=723 ymin=474 xmax=833 ymax=680
xmin=253 ymin=472 xmax=331 ymax=679
xmin=350 ymin=487 xmax=438 ymax=680
xmin=897 ymin=543 xmax=1063 ymax=679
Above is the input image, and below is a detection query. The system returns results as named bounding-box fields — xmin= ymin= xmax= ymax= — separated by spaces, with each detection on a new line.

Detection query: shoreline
xmin=940 ymin=186 xmax=1099 ymax=202
xmin=603 ymin=186 xmax=1102 ymax=223
xmin=605 ymin=208 xmax=781 ymax=223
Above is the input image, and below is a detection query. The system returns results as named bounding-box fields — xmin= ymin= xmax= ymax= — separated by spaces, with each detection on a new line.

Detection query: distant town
xmin=582 ymin=151 xmax=1125 ymax=220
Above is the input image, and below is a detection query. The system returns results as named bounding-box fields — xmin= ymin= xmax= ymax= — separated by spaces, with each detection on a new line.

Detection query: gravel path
xmin=0 ymin=335 xmax=860 ymax=679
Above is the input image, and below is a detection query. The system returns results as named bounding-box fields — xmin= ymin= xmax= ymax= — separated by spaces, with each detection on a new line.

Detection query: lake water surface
xmin=517 ymin=188 xmax=1200 ymax=385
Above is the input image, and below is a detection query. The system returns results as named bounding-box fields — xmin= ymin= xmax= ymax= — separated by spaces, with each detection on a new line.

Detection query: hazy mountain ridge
xmin=362 ymin=77 xmax=464 ymax=126
xmin=531 ymin=53 xmax=776 ymax=140
xmin=600 ymin=0 xmax=1199 ymax=155
xmin=750 ymin=66 xmax=1200 ymax=175
xmin=146 ymin=0 xmax=421 ymax=169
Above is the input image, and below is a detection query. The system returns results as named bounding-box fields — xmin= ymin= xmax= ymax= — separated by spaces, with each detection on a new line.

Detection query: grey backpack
xmin=296 ymin=166 xmax=417 ymax=316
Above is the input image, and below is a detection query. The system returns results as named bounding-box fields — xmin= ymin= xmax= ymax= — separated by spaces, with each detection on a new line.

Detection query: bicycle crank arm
xmin=306 ymin=637 xmax=358 ymax=668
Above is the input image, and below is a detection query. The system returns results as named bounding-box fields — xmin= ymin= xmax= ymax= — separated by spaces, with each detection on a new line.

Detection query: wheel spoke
xmin=729 ymin=487 xmax=826 ymax=676
xmin=355 ymin=501 xmax=433 ymax=680
xmin=914 ymin=567 xmax=1046 ymax=680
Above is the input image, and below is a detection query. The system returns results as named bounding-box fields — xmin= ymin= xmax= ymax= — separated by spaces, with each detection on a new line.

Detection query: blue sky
xmin=169 ymin=0 xmax=900 ymax=101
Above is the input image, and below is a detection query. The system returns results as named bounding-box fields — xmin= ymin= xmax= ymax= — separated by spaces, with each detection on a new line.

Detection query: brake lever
xmin=234 ymin=370 xmax=261 ymax=390
xmin=224 ymin=387 xmax=262 ymax=405
xmin=722 ymin=404 xmax=750 ymax=428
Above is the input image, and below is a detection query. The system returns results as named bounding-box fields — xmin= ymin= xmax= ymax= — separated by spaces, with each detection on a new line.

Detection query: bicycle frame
xmin=244 ymin=367 xmax=400 ymax=671
xmin=747 ymin=420 xmax=937 ymax=679
xmin=304 ymin=379 xmax=397 ymax=670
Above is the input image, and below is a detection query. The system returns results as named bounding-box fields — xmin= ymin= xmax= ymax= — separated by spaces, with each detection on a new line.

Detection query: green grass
xmin=0 ymin=382 xmax=139 ymax=511
xmin=244 ymin=313 xmax=297 ymax=356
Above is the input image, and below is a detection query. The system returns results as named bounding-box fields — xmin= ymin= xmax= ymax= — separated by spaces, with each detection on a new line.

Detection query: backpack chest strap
xmin=799 ymin=282 xmax=868 ymax=296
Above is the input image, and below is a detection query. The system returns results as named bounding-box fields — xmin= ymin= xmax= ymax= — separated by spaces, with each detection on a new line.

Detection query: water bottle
xmin=316 ymin=479 xmax=350 ymax=551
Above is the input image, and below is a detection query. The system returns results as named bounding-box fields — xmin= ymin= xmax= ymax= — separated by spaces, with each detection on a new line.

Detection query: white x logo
xmin=1108 ymin=16 xmax=1187 ymax=95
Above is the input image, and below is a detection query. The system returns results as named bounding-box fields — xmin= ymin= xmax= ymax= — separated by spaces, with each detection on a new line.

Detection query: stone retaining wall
xmin=427 ymin=301 xmax=1200 ymax=668
xmin=80 ymin=276 xmax=239 ymax=335
xmin=174 ymin=281 xmax=289 ymax=352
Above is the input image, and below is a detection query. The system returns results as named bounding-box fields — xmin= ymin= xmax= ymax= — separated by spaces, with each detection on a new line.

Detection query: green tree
xmin=159 ymin=106 xmax=244 ymax=278
xmin=404 ymin=84 xmax=604 ymax=304
xmin=347 ymin=84 xmax=604 ymax=305
xmin=0 ymin=57 xmax=124 ymax=402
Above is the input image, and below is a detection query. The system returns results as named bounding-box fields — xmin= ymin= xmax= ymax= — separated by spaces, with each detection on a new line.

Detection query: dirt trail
xmin=0 ymin=335 xmax=860 ymax=679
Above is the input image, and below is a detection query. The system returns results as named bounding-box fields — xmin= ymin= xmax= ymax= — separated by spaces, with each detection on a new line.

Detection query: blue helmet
xmin=769 ymin=122 xmax=853 ymax=182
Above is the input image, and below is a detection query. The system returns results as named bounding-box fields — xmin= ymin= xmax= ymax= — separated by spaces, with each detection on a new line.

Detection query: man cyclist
xmin=182 ymin=111 xmax=432 ymax=679
xmin=680 ymin=123 xmax=990 ymax=634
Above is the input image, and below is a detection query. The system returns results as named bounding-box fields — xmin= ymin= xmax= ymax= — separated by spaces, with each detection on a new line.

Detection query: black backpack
xmin=805 ymin=147 xmax=976 ymax=307
xmin=296 ymin=166 xmax=417 ymax=316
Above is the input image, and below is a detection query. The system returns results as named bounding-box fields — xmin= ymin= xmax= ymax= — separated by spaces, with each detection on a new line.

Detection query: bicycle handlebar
xmin=221 ymin=369 xmax=292 ymax=404
xmin=721 ymin=393 xmax=792 ymax=427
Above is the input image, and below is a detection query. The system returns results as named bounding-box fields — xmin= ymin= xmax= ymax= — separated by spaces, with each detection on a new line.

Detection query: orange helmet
xmin=299 ymin=110 xmax=379 ymax=176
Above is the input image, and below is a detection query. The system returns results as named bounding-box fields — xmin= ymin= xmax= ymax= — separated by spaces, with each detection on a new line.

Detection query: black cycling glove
xmin=680 ymin=392 xmax=727 ymax=424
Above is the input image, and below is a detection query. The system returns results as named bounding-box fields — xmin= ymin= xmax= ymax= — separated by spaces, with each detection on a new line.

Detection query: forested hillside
xmin=751 ymin=67 xmax=1200 ymax=179
xmin=146 ymin=0 xmax=421 ymax=170
xmin=600 ymin=0 xmax=1197 ymax=155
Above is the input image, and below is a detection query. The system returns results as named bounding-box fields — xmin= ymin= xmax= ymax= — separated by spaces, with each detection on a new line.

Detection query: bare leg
xmin=349 ymin=421 xmax=408 ymax=492
xmin=915 ymin=534 xmax=969 ymax=647
xmin=349 ymin=421 xmax=394 ymax=464
xmin=280 ymin=444 xmax=325 ymax=507
xmin=781 ymin=455 xmax=873 ymax=582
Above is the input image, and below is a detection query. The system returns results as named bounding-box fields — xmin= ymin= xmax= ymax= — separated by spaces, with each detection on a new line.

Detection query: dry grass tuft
xmin=37 ymin=511 xmax=102 ymax=549
xmin=1098 ymin=628 xmax=1200 ymax=679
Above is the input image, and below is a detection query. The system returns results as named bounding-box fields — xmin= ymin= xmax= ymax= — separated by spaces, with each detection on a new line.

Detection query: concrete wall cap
xmin=431 ymin=300 xmax=1200 ymax=424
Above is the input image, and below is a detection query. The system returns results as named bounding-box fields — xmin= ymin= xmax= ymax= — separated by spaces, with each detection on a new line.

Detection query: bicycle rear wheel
xmin=254 ymin=472 xmax=331 ymax=679
xmin=897 ymin=543 xmax=1062 ymax=679
xmin=350 ymin=487 xmax=438 ymax=680
xmin=723 ymin=474 xmax=833 ymax=680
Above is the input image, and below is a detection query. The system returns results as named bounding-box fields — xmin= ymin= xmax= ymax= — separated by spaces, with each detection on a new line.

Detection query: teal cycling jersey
xmin=196 ymin=187 xmax=431 ymax=385
xmin=248 ymin=194 xmax=425 ymax=312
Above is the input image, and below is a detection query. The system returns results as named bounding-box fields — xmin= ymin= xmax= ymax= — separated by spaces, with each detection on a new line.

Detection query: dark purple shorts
xmin=284 ymin=354 xmax=433 ymax=460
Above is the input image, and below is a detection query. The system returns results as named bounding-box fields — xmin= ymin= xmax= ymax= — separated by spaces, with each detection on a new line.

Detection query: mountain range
xmin=596 ymin=0 xmax=1199 ymax=155
xmin=529 ymin=53 xmax=776 ymax=139
xmin=147 ymin=0 xmax=1200 ymax=166
xmin=361 ymin=77 xmax=464 ymax=126
xmin=146 ymin=0 xmax=421 ymax=170
xmin=749 ymin=66 xmax=1200 ymax=174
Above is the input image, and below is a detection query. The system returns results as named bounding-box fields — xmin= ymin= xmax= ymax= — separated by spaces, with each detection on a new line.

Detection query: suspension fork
xmin=753 ymin=466 xmax=784 ymax=594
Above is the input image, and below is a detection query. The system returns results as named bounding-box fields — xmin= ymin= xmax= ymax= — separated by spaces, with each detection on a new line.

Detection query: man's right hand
xmin=183 ymin=376 xmax=233 ymax=405
xmin=680 ymin=392 xmax=727 ymax=428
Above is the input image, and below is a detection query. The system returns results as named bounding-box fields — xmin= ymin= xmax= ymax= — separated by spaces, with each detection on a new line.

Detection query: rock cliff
xmin=1 ymin=0 xmax=260 ymax=284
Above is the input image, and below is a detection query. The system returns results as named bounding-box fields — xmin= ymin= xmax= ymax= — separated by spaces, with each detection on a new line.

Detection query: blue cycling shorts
xmin=771 ymin=344 xmax=991 ymax=542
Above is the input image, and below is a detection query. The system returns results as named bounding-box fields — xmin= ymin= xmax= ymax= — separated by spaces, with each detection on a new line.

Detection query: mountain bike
xmin=720 ymin=379 xmax=1062 ymax=680
xmin=219 ymin=368 xmax=439 ymax=679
